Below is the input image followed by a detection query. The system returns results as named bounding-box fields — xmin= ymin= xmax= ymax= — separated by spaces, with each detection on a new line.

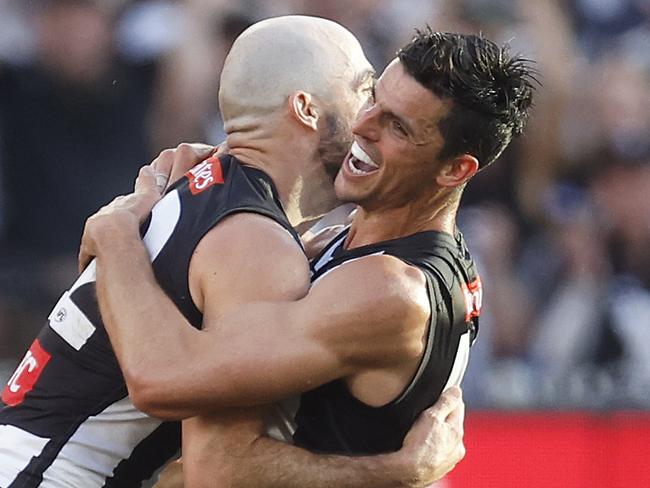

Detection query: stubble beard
xmin=318 ymin=111 xmax=353 ymax=182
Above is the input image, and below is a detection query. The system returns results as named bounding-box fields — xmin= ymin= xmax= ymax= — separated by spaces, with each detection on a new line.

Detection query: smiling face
xmin=318 ymin=66 xmax=376 ymax=180
xmin=334 ymin=59 xmax=454 ymax=211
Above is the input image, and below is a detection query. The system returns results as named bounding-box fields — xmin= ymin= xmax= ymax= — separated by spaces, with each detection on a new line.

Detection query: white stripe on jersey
xmin=48 ymin=291 xmax=95 ymax=351
xmin=311 ymin=232 xmax=348 ymax=275
xmin=311 ymin=251 xmax=385 ymax=286
xmin=265 ymin=396 xmax=300 ymax=443
xmin=442 ymin=331 xmax=471 ymax=391
xmin=70 ymin=261 xmax=97 ymax=295
xmin=0 ymin=424 xmax=49 ymax=485
xmin=143 ymin=190 xmax=182 ymax=262
xmin=40 ymin=397 xmax=162 ymax=488
xmin=47 ymin=190 xmax=182 ymax=351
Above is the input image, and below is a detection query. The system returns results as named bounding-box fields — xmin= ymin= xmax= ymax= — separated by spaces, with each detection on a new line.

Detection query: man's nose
xmin=352 ymin=104 xmax=381 ymax=142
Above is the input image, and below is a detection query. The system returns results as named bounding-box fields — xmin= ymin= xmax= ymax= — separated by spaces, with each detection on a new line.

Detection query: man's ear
xmin=289 ymin=91 xmax=320 ymax=131
xmin=436 ymin=155 xmax=479 ymax=187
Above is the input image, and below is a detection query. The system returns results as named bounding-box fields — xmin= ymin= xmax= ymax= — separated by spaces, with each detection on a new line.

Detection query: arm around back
xmin=95 ymin=212 xmax=311 ymax=419
xmin=124 ymin=253 xmax=431 ymax=417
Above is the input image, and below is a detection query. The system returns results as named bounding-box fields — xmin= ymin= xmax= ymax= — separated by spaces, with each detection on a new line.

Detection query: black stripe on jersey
xmin=8 ymin=386 xmax=128 ymax=488
xmin=0 ymin=156 xmax=297 ymax=486
xmin=104 ymin=422 xmax=180 ymax=488
xmin=296 ymin=227 xmax=480 ymax=455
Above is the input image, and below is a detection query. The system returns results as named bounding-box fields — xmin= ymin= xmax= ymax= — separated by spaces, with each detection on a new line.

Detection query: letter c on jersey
xmin=2 ymin=340 xmax=52 ymax=406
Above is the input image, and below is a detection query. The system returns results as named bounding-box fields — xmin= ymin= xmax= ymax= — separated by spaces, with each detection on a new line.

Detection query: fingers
xmin=149 ymin=143 xmax=216 ymax=193
xmin=176 ymin=142 xmax=214 ymax=160
xmin=151 ymin=149 xmax=175 ymax=192
xmin=446 ymin=391 xmax=465 ymax=435
xmin=78 ymin=244 xmax=93 ymax=274
xmin=155 ymin=172 xmax=169 ymax=194
xmin=135 ymin=165 xmax=157 ymax=194
xmin=427 ymin=386 xmax=462 ymax=422
xmin=169 ymin=143 xmax=215 ymax=186
xmin=213 ymin=140 xmax=229 ymax=157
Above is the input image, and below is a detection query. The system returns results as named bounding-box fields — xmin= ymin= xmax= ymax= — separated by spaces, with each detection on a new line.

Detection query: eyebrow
xmin=374 ymin=78 xmax=422 ymax=142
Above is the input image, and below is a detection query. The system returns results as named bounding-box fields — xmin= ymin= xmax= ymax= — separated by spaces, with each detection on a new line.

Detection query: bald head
xmin=219 ymin=15 xmax=371 ymax=127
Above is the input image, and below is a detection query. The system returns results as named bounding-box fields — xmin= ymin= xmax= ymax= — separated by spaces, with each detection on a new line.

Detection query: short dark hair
xmin=398 ymin=29 xmax=537 ymax=169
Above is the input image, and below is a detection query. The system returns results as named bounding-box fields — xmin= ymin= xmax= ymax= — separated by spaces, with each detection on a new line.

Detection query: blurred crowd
xmin=0 ymin=0 xmax=649 ymax=410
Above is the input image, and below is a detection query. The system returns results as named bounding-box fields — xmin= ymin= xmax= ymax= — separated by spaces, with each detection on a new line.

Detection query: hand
xmin=150 ymin=142 xmax=222 ymax=193
xmin=396 ymin=387 xmax=466 ymax=487
xmin=78 ymin=166 xmax=161 ymax=272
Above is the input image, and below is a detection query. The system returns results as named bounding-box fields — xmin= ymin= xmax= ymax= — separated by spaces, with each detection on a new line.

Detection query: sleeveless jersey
xmin=293 ymin=227 xmax=481 ymax=454
xmin=0 ymin=155 xmax=297 ymax=487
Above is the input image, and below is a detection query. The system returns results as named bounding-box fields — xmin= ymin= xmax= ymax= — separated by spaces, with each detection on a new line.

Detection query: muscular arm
xmin=174 ymin=389 xmax=464 ymax=488
xmin=87 ymin=167 xmax=464 ymax=487
xmin=92 ymin=211 xmax=428 ymax=417
xmin=94 ymin=211 xmax=316 ymax=418
xmin=225 ymin=436 xmax=418 ymax=488
xmin=84 ymin=163 xmax=428 ymax=417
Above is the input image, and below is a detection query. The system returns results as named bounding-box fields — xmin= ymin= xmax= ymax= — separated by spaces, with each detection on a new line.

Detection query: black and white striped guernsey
xmin=293 ymin=227 xmax=481 ymax=454
xmin=0 ymin=155 xmax=297 ymax=487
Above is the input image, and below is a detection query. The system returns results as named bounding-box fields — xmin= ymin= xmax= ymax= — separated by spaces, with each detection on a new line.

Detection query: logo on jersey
xmin=462 ymin=276 xmax=483 ymax=322
xmin=186 ymin=156 xmax=224 ymax=195
xmin=2 ymin=339 xmax=52 ymax=407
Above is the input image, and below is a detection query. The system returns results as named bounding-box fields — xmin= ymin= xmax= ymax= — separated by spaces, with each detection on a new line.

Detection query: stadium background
xmin=0 ymin=0 xmax=649 ymax=486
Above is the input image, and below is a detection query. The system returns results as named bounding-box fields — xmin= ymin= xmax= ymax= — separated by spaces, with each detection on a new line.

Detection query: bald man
xmin=0 ymin=17 xmax=463 ymax=488
xmin=83 ymin=27 xmax=535 ymax=487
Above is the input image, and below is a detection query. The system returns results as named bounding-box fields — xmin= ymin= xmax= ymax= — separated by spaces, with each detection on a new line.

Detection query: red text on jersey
xmin=2 ymin=339 xmax=52 ymax=407
xmin=462 ymin=276 xmax=483 ymax=322
xmin=186 ymin=156 xmax=225 ymax=195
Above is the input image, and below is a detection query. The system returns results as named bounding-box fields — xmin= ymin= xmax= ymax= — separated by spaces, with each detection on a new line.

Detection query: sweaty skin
xmin=84 ymin=164 xmax=465 ymax=488
xmin=81 ymin=18 xmax=470 ymax=487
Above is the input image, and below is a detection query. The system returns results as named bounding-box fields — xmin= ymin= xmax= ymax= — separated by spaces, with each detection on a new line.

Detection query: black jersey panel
xmin=0 ymin=155 xmax=295 ymax=486
xmin=294 ymin=227 xmax=481 ymax=455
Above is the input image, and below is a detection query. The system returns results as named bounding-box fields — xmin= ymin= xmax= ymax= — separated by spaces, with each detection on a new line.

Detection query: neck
xmin=226 ymin=119 xmax=336 ymax=228
xmin=345 ymin=191 xmax=460 ymax=249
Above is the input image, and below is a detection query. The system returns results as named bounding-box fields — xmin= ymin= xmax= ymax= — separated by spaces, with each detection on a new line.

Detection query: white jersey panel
xmin=40 ymin=397 xmax=162 ymax=488
xmin=0 ymin=425 xmax=49 ymax=486
xmin=47 ymin=190 xmax=181 ymax=350
xmin=143 ymin=190 xmax=182 ymax=262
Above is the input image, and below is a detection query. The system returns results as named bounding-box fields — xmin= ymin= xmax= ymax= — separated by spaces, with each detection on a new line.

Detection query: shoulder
xmin=306 ymin=254 xmax=431 ymax=364
xmin=194 ymin=212 xmax=306 ymax=273
xmin=201 ymin=212 xmax=298 ymax=250
xmin=190 ymin=212 xmax=309 ymax=309
xmin=317 ymin=253 xmax=429 ymax=318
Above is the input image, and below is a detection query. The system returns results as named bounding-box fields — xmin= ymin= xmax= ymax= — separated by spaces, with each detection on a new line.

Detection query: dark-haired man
xmin=82 ymin=29 xmax=535 ymax=485
xmin=0 ymin=17 xmax=469 ymax=488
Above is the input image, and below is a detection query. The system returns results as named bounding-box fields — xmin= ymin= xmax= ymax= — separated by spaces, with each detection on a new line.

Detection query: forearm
xmin=93 ymin=228 xmax=330 ymax=417
xmin=227 ymin=437 xmax=421 ymax=488
xmin=95 ymin=235 xmax=203 ymax=417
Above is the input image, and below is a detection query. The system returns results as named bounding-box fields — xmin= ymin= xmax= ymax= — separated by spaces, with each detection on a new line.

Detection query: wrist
xmin=380 ymin=451 xmax=421 ymax=488
xmin=93 ymin=216 xmax=142 ymax=256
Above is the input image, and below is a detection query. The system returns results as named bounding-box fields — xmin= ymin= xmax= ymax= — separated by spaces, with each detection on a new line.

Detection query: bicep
xmin=191 ymin=212 xmax=310 ymax=321
xmin=173 ymin=298 xmax=346 ymax=408
xmin=187 ymin=255 xmax=429 ymax=406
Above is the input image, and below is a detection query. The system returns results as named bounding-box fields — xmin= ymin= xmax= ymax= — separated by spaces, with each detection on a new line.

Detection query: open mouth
xmin=347 ymin=141 xmax=380 ymax=176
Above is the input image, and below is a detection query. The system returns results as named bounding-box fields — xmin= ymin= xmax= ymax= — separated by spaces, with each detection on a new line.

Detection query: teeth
xmin=348 ymin=157 xmax=366 ymax=175
xmin=350 ymin=141 xmax=378 ymax=169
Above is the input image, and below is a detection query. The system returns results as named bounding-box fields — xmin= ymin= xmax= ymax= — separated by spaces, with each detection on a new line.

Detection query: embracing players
xmin=0 ymin=17 xmax=480 ymax=488
xmin=81 ymin=22 xmax=535 ymax=488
